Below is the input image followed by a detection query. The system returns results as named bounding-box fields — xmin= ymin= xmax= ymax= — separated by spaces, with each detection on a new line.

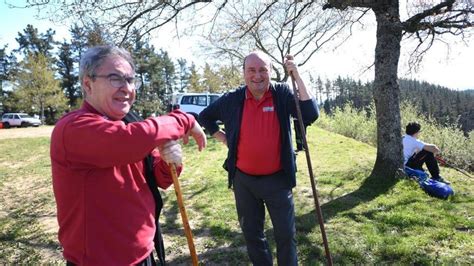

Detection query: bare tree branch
xmin=238 ymin=1 xmax=279 ymax=39
xmin=120 ymin=2 xmax=167 ymax=41
xmin=403 ymin=0 xmax=456 ymax=31
xmin=206 ymin=0 xmax=229 ymax=35
xmin=137 ymin=1 xmax=213 ymax=42
xmin=283 ymin=1 xmax=315 ymax=28
xmin=399 ymin=1 xmax=473 ymax=69
xmin=324 ymin=0 xmax=389 ymax=10
xmin=11 ymin=0 xmax=215 ymax=46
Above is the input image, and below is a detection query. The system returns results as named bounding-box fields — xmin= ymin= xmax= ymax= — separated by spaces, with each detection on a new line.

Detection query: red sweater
xmin=50 ymin=102 xmax=194 ymax=265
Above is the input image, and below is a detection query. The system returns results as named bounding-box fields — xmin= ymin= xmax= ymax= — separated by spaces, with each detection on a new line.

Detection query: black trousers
xmin=67 ymin=252 xmax=156 ymax=266
xmin=233 ymin=169 xmax=297 ymax=266
xmin=406 ymin=150 xmax=440 ymax=179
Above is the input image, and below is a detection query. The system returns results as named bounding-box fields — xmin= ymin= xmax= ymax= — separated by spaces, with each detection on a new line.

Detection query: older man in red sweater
xmin=50 ymin=45 xmax=206 ymax=265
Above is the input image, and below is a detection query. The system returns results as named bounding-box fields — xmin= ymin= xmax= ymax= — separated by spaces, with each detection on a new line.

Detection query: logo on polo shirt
xmin=262 ymin=106 xmax=274 ymax=112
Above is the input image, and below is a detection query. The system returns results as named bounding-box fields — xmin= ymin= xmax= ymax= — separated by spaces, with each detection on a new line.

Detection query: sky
xmin=1 ymin=1 xmax=472 ymax=91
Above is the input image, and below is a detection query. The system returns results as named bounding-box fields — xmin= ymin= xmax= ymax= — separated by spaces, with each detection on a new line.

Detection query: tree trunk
xmin=40 ymin=101 xmax=45 ymax=123
xmin=370 ymin=2 xmax=404 ymax=178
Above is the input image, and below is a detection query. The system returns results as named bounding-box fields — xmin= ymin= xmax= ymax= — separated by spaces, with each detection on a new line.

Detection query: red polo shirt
xmin=237 ymin=88 xmax=282 ymax=175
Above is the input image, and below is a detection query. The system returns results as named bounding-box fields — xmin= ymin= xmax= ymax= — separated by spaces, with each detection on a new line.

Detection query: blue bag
xmin=404 ymin=167 xmax=454 ymax=199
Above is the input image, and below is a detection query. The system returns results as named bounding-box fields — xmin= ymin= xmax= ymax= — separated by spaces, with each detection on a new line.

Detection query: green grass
xmin=0 ymin=126 xmax=473 ymax=264
xmin=0 ymin=137 xmax=61 ymax=264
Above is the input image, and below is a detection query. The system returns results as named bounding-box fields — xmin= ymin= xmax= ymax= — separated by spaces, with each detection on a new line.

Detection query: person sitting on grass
xmin=403 ymin=122 xmax=450 ymax=184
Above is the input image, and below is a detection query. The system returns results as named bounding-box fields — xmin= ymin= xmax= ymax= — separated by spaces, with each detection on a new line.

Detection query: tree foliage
xmin=202 ymin=63 xmax=221 ymax=93
xmin=176 ymin=58 xmax=190 ymax=93
xmin=319 ymin=75 xmax=474 ymax=134
xmin=218 ymin=64 xmax=242 ymax=90
xmin=187 ymin=63 xmax=202 ymax=92
xmin=15 ymin=24 xmax=56 ymax=58
xmin=0 ymin=45 xmax=16 ymax=96
xmin=123 ymin=33 xmax=177 ymax=116
xmin=57 ymin=41 xmax=79 ymax=109
xmin=7 ymin=53 xmax=67 ymax=123
xmin=187 ymin=63 xmax=242 ymax=93
xmin=4 ymin=23 xmax=228 ymax=120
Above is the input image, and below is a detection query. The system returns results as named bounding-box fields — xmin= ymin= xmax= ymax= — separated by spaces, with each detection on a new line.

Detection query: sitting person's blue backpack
xmin=404 ymin=167 xmax=454 ymax=199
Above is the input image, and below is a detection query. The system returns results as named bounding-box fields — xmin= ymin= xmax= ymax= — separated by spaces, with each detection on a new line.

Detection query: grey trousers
xmin=234 ymin=169 xmax=297 ymax=266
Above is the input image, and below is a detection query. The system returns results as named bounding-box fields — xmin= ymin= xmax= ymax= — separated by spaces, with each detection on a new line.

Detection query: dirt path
xmin=0 ymin=126 xmax=54 ymax=140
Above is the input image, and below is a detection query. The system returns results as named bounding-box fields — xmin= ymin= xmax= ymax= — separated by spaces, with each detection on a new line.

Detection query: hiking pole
xmin=290 ymin=72 xmax=333 ymax=265
xmin=436 ymin=156 xmax=473 ymax=179
xmin=169 ymin=164 xmax=198 ymax=266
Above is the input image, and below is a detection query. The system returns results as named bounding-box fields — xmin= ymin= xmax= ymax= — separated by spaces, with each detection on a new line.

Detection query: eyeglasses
xmin=91 ymin=73 xmax=142 ymax=89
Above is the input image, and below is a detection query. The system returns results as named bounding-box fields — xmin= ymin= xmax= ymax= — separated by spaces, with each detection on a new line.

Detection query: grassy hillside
xmin=0 ymin=126 xmax=472 ymax=264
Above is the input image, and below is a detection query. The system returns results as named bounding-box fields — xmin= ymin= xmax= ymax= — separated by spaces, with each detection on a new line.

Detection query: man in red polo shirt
xmin=199 ymin=51 xmax=319 ymax=265
xmin=50 ymin=46 xmax=206 ymax=265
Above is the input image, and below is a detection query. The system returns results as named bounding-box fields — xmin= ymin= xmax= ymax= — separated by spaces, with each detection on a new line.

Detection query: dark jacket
xmin=199 ymin=82 xmax=319 ymax=188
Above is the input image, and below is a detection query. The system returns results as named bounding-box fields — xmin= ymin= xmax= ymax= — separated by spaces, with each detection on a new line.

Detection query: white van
xmin=172 ymin=92 xmax=222 ymax=119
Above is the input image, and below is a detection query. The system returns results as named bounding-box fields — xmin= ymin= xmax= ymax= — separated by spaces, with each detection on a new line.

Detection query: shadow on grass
xmin=165 ymin=246 xmax=248 ymax=265
xmin=161 ymin=194 xmax=246 ymax=250
xmin=322 ymin=173 xmax=398 ymax=220
xmin=161 ymin=170 xmax=399 ymax=264
xmin=296 ymin=173 xmax=398 ymax=263
xmin=161 ymin=198 xmax=248 ymax=264
xmin=0 ymin=236 xmax=59 ymax=252
xmin=162 ymin=226 xmax=248 ymax=265
xmin=161 ymin=199 xmax=181 ymax=231
xmin=0 ymin=215 xmax=61 ymax=263
xmin=160 ymin=179 xmax=250 ymax=264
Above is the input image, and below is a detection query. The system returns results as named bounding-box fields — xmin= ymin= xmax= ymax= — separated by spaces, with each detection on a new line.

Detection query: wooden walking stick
xmin=436 ymin=155 xmax=473 ymax=179
xmin=290 ymin=71 xmax=333 ymax=265
xmin=169 ymin=164 xmax=199 ymax=266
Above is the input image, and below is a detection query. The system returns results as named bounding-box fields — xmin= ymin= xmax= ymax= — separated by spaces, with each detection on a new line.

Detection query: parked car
xmin=1 ymin=113 xmax=42 ymax=128
xmin=171 ymin=92 xmax=222 ymax=120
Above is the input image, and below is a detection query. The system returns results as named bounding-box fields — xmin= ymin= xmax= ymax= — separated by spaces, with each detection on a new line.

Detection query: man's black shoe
xmin=433 ymin=176 xmax=451 ymax=185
